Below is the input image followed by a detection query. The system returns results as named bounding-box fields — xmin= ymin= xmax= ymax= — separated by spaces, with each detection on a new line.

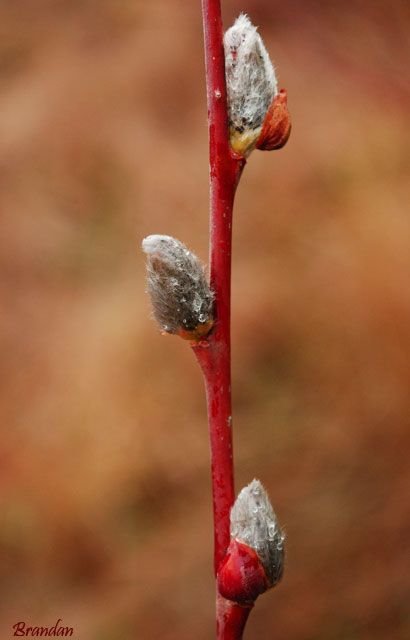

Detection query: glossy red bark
xmin=216 ymin=595 xmax=253 ymax=640
xmin=194 ymin=1 xmax=247 ymax=638
xmin=195 ymin=0 xmax=245 ymax=575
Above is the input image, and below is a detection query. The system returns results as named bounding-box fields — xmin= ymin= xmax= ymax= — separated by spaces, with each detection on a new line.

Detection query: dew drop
xmin=170 ymin=277 xmax=179 ymax=288
xmin=268 ymin=523 xmax=276 ymax=540
xmin=192 ymin=293 xmax=202 ymax=313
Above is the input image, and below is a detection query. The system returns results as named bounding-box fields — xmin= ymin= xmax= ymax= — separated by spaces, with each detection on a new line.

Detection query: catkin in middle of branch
xmin=142 ymin=234 xmax=214 ymax=340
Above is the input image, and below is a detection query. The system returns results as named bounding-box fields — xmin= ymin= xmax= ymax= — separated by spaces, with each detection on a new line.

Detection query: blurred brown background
xmin=1 ymin=1 xmax=409 ymax=638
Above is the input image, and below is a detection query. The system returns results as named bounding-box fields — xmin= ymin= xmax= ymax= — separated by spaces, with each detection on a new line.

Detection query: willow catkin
xmin=230 ymin=479 xmax=285 ymax=587
xmin=142 ymin=235 xmax=214 ymax=339
xmin=224 ymin=14 xmax=278 ymax=156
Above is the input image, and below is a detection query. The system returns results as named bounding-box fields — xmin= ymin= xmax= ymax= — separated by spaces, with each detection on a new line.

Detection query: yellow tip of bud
xmin=229 ymin=126 xmax=262 ymax=157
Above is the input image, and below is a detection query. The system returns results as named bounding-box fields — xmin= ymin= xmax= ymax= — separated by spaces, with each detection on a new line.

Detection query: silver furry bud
xmin=224 ymin=14 xmax=278 ymax=156
xmin=230 ymin=479 xmax=284 ymax=586
xmin=142 ymin=235 xmax=214 ymax=339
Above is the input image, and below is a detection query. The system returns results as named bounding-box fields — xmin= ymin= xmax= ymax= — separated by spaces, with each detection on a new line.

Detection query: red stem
xmin=217 ymin=596 xmax=253 ymax=640
xmin=194 ymin=1 xmax=247 ymax=638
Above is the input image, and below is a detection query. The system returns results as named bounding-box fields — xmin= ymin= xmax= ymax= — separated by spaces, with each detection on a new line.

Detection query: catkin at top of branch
xmin=224 ymin=14 xmax=278 ymax=156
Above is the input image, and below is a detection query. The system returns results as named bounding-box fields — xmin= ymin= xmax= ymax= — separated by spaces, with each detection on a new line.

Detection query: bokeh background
xmin=1 ymin=1 xmax=409 ymax=638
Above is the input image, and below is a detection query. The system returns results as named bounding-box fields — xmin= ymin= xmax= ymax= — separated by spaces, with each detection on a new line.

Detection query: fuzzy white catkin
xmin=230 ymin=479 xmax=284 ymax=586
xmin=224 ymin=14 xmax=278 ymax=154
xmin=142 ymin=235 xmax=214 ymax=335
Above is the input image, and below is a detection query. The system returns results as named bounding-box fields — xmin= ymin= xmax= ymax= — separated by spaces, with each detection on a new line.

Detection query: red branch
xmin=217 ymin=596 xmax=253 ymax=640
xmin=193 ymin=1 xmax=247 ymax=638
xmin=195 ymin=0 xmax=244 ymax=573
